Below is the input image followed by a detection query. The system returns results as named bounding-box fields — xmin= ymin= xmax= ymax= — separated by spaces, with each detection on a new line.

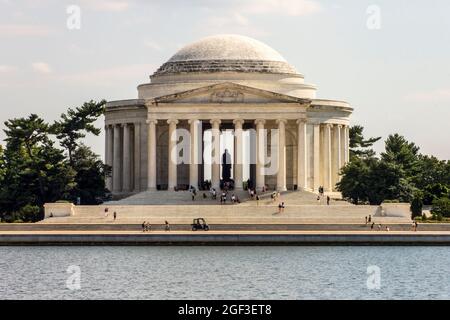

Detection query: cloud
xmin=143 ymin=40 xmax=163 ymax=51
xmin=31 ymin=62 xmax=52 ymax=74
xmin=0 ymin=65 xmax=17 ymax=73
xmin=0 ymin=24 xmax=54 ymax=37
xmin=404 ymin=88 xmax=450 ymax=103
xmin=81 ymin=0 xmax=130 ymax=12
xmin=60 ymin=64 xmax=156 ymax=86
xmin=241 ymin=0 xmax=321 ymax=16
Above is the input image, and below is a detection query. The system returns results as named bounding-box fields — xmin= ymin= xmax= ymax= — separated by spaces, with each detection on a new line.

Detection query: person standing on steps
xmin=326 ymin=196 xmax=330 ymax=205
xmin=113 ymin=211 xmax=117 ymax=221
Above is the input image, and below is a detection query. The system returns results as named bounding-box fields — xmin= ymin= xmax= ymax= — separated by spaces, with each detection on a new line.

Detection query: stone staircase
xmin=40 ymin=190 xmax=413 ymax=225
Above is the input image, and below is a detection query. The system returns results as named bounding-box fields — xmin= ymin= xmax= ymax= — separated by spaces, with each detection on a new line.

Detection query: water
xmin=0 ymin=246 xmax=449 ymax=300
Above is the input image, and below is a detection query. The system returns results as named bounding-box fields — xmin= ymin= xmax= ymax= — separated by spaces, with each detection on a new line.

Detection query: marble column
xmin=189 ymin=119 xmax=200 ymax=189
xmin=147 ymin=119 xmax=157 ymax=190
xmin=323 ymin=124 xmax=332 ymax=192
xmin=296 ymin=119 xmax=308 ymax=190
xmin=276 ymin=119 xmax=287 ymax=191
xmin=255 ymin=119 xmax=266 ymax=191
xmin=133 ymin=122 xmax=141 ymax=192
xmin=334 ymin=124 xmax=342 ymax=185
xmin=233 ymin=119 xmax=244 ymax=190
xmin=340 ymin=125 xmax=346 ymax=168
xmin=113 ymin=124 xmax=121 ymax=193
xmin=167 ymin=119 xmax=179 ymax=190
xmin=313 ymin=123 xmax=320 ymax=191
xmin=122 ymin=123 xmax=132 ymax=192
xmin=105 ymin=125 xmax=114 ymax=192
xmin=210 ymin=119 xmax=221 ymax=190
xmin=344 ymin=125 xmax=350 ymax=164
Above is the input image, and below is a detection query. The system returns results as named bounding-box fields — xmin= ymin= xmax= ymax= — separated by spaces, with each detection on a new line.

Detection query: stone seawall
xmin=1 ymin=232 xmax=450 ymax=246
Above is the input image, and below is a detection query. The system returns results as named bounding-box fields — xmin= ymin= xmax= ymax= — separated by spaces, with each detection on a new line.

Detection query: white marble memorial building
xmin=105 ymin=34 xmax=352 ymax=195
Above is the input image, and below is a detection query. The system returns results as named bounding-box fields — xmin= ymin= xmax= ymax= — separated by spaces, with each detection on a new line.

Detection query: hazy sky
xmin=1 ymin=0 xmax=449 ymax=159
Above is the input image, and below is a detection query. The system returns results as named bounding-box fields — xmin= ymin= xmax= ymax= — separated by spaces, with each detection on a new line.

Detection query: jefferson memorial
xmin=104 ymin=34 xmax=352 ymax=196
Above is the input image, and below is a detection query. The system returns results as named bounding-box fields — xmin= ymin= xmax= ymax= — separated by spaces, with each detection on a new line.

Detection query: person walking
xmin=165 ymin=220 xmax=170 ymax=231
xmin=370 ymin=222 xmax=375 ymax=230
xmin=365 ymin=216 xmax=368 ymax=225
xmin=278 ymin=202 xmax=283 ymax=214
xmin=368 ymin=215 xmax=372 ymax=223
xmin=113 ymin=211 xmax=117 ymax=221
xmin=326 ymin=196 xmax=330 ymax=205
xmin=414 ymin=221 xmax=418 ymax=232
xmin=142 ymin=221 xmax=146 ymax=232
xmin=256 ymin=195 xmax=260 ymax=206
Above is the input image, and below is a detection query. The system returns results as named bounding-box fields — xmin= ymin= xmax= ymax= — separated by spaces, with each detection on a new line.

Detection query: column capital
xmin=134 ymin=121 xmax=142 ymax=126
xmin=296 ymin=119 xmax=307 ymax=125
xmin=254 ymin=119 xmax=266 ymax=125
xmin=232 ymin=119 xmax=245 ymax=126
xmin=146 ymin=119 xmax=158 ymax=125
xmin=275 ymin=119 xmax=287 ymax=125
xmin=323 ymin=123 xmax=333 ymax=129
xmin=121 ymin=123 xmax=129 ymax=128
xmin=188 ymin=119 xmax=200 ymax=125
xmin=336 ymin=124 xmax=343 ymax=129
xmin=167 ymin=119 xmax=179 ymax=125
xmin=209 ymin=119 xmax=221 ymax=126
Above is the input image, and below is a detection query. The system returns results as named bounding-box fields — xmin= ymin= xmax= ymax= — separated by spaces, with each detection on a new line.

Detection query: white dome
xmin=168 ymin=34 xmax=287 ymax=62
xmin=152 ymin=34 xmax=298 ymax=77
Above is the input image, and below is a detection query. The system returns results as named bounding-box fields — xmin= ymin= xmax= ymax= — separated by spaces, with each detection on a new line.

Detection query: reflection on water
xmin=0 ymin=246 xmax=449 ymax=299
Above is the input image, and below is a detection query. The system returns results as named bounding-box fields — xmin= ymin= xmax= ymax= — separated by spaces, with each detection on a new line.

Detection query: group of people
xmin=365 ymin=215 xmax=419 ymax=232
xmin=141 ymin=220 xmax=170 ymax=232
xmin=104 ymin=208 xmax=117 ymax=220
xmin=220 ymin=191 xmax=240 ymax=204
xmin=316 ymin=186 xmax=331 ymax=205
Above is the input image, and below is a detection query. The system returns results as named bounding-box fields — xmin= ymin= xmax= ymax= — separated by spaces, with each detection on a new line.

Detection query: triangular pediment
xmin=150 ymin=82 xmax=310 ymax=104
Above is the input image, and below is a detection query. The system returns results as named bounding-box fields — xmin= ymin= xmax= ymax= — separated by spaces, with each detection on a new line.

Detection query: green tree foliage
xmin=0 ymin=115 xmax=75 ymax=219
xmin=0 ymin=145 xmax=5 ymax=184
xmin=0 ymin=101 xmax=107 ymax=221
xmin=412 ymin=155 xmax=450 ymax=205
xmin=53 ymin=100 xmax=106 ymax=164
xmin=410 ymin=193 xmax=424 ymax=219
xmin=337 ymin=157 xmax=406 ymax=205
xmin=339 ymin=131 xmax=447 ymax=206
xmin=349 ymin=125 xmax=381 ymax=160
xmin=70 ymin=144 xmax=109 ymax=205
xmin=381 ymin=134 xmax=420 ymax=177
xmin=431 ymin=197 xmax=450 ymax=218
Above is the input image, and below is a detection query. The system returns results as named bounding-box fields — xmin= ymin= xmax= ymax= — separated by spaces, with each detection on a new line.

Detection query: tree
xmin=349 ymin=125 xmax=381 ymax=160
xmin=381 ymin=134 xmax=420 ymax=177
xmin=53 ymin=100 xmax=106 ymax=165
xmin=431 ymin=197 xmax=450 ymax=218
xmin=0 ymin=145 xmax=5 ymax=184
xmin=410 ymin=193 xmax=424 ymax=219
xmin=336 ymin=158 xmax=370 ymax=204
xmin=337 ymin=157 xmax=410 ymax=205
xmin=0 ymin=115 xmax=75 ymax=219
xmin=412 ymin=155 xmax=450 ymax=205
xmin=70 ymin=144 xmax=109 ymax=205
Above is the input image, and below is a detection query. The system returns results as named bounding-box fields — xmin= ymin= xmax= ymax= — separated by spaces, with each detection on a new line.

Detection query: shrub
xmin=18 ymin=205 xmax=41 ymax=222
xmin=431 ymin=197 xmax=450 ymax=218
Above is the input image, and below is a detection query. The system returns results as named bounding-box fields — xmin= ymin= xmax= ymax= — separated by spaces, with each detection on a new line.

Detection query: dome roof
xmin=152 ymin=34 xmax=298 ymax=77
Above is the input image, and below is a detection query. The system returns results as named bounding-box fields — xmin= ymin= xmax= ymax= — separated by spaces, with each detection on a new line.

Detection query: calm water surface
xmin=0 ymin=246 xmax=449 ymax=299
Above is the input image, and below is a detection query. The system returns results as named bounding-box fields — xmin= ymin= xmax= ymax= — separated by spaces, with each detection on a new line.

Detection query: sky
xmin=0 ymin=0 xmax=449 ymax=160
